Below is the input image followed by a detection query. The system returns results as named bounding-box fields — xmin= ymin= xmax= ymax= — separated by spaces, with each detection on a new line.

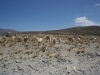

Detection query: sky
xmin=0 ymin=0 xmax=100 ymax=31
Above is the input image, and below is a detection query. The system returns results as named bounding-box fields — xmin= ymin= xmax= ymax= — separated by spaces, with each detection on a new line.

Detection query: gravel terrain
xmin=0 ymin=35 xmax=100 ymax=75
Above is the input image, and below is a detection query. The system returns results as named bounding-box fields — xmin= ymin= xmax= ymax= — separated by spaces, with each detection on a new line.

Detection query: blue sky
xmin=0 ymin=0 xmax=100 ymax=31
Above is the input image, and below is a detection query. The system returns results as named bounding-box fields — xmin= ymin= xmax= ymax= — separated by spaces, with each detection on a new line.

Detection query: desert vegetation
xmin=0 ymin=34 xmax=100 ymax=75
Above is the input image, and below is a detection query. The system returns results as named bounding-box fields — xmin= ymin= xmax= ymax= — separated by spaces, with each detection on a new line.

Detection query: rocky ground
xmin=0 ymin=35 xmax=100 ymax=75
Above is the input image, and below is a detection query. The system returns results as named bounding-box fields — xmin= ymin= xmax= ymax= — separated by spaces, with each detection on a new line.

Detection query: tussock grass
xmin=32 ymin=53 xmax=39 ymax=58
xmin=96 ymin=45 xmax=99 ymax=49
xmin=47 ymin=52 xmax=52 ymax=57
xmin=0 ymin=52 xmax=3 ymax=55
xmin=85 ymin=52 xmax=96 ymax=58
xmin=41 ymin=46 xmax=46 ymax=52
xmin=75 ymin=49 xmax=84 ymax=54
xmin=14 ymin=50 xmax=22 ymax=54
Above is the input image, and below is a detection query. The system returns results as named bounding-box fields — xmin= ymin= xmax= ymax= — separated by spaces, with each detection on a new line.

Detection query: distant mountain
xmin=0 ymin=28 xmax=19 ymax=33
xmin=50 ymin=26 xmax=100 ymax=35
xmin=19 ymin=26 xmax=100 ymax=35
xmin=2 ymin=26 xmax=99 ymax=36
xmin=46 ymin=26 xmax=100 ymax=35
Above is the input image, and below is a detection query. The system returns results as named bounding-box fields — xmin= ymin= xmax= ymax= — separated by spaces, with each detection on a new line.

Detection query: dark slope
xmin=40 ymin=26 xmax=100 ymax=35
xmin=52 ymin=26 xmax=100 ymax=35
xmin=15 ymin=26 xmax=100 ymax=35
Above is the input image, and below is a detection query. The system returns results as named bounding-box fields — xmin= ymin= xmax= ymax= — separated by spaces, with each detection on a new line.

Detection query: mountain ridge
xmin=0 ymin=26 xmax=100 ymax=35
xmin=19 ymin=26 xmax=100 ymax=35
xmin=0 ymin=28 xmax=18 ymax=33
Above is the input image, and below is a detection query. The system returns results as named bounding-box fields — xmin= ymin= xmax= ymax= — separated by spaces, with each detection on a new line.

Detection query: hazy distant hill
xmin=0 ymin=28 xmax=18 ymax=33
xmin=19 ymin=26 xmax=100 ymax=35
xmin=1 ymin=26 xmax=100 ymax=35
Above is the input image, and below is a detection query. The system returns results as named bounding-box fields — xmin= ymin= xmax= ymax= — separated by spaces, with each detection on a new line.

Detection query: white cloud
xmin=95 ymin=3 xmax=100 ymax=6
xmin=74 ymin=16 xmax=100 ymax=26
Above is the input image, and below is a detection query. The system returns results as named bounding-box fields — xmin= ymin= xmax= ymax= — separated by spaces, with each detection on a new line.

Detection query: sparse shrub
xmin=88 ymin=43 xmax=90 ymax=46
xmin=72 ymin=43 xmax=74 ymax=45
xmin=22 ymin=56 xmax=27 ymax=60
xmin=14 ymin=50 xmax=22 ymax=54
xmin=19 ymin=56 xmax=22 ymax=59
xmin=18 ymin=38 xmax=22 ymax=42
xmin=25 ymin=50 xmax=33 ymax=55
xmin=82 ymin=47 xmax=85 ymax=50
xmin=14 ymin=51 xmax=18 ymax=54
xmin=9 ymin=42 xmax=14 ymax=47
xmin=55 ymin=46 xmax=60 ymax=51
xmin=47 ymin=52 xmax=52 ymax=57
xmin=68 ymin=42 xmax=71 ymax=45
xmin=2 ymin=44 xmax=5 ymax=47
xmin=67 ymin=47 xmax=72 ymax=51
xmin=34 ymin=49 xmax=39 ymax=54
xmin=92 ymin=41 xmax=95 ymax=43
xmin=0 ymin=52 xmax=3 ymax=55
xmin=78 ymin=46 xmax=83 ymax=49
xmin=49 ymin=42 xmax=54 ymax=46
xmin=80 ymin=41 xmax=83 ymax=44
xmin=35 ymin=47 xmax=38 ymax=49
xmin=85 ymin=52 xmax=95 ymax=58
xmin=95 ymin=52 xmax=100 ymax=56
xmin=54 ymin=53 xmax=61 ymax=58
xmin=0 ymin=58 xmax=3 ymax=61
xmin=73 ymin=43 xmax=77 ymax=46
xmin=25 ymin=44 xmax=30 ymax=50
xmin=81 ymin=50 xmax=84 ymax=53
xmin=96 ymin=45 xmax=99 ymax=49
xmin=75 ymin=49 xmax=84 ymax=54
xmin=32 ymin=54 xmax=38 ymax=58
xmin=75 ymin=50 xmax=80 ymax=54
xmin=41 ymin=46 xmax=46 ymax=52
xmin=85 ymin=42 xmax=88 ymax=45
xmin=65 ymin=41 xmax=68 ymax=44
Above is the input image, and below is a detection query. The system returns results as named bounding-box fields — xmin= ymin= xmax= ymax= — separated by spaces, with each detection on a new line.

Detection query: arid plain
xmin=0 ymin=34 xmax=100 ymax=75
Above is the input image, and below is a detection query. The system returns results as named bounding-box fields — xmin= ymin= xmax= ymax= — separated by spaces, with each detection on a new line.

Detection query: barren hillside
xmin=18 ymin=26 xmax=100 ymax=35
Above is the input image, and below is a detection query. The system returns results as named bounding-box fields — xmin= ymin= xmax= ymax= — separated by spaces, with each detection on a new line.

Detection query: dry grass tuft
xmin=75 ymin=49 xmax=84 ymax=54
xmin=67 ymin=47 xmax=72 ymax=52
xmin=19 ymin=55 xmax=23 ymax=59
xmin=2 ymin=44 xmax=6 ymax=47
xmin=25 ymin=50 xmax=33 ymax=55
xmin=41 ymin=46 xmax=46 ymax=52
xmin=0 ymin=57 xmax=3 ymax=61
xmin=73 ymin=43 xmax=78 ymax=46
xmin=96 ymin=45 xmax=99 ymax=49
xmin=54 ymin=53 xmax=61 ymax=58
xmin=85 ymin=52 xmax=95 ymax=58
xmin=9 ymin=42 xmax=14 ymax=47
xmin=54 ymin=46 xmax=60 ymax=51
xmin=0 ymin=52 xmax=3 ymax=55
xmin=32 ymin=53 xmax=39 ymax=58
xmin=25 ymin=44 xmax=30 ymax=50
xmin=14 ymin=50 xmax=22 ymax=54
xmin=47 ymin=52 xmax=52 ymax=58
